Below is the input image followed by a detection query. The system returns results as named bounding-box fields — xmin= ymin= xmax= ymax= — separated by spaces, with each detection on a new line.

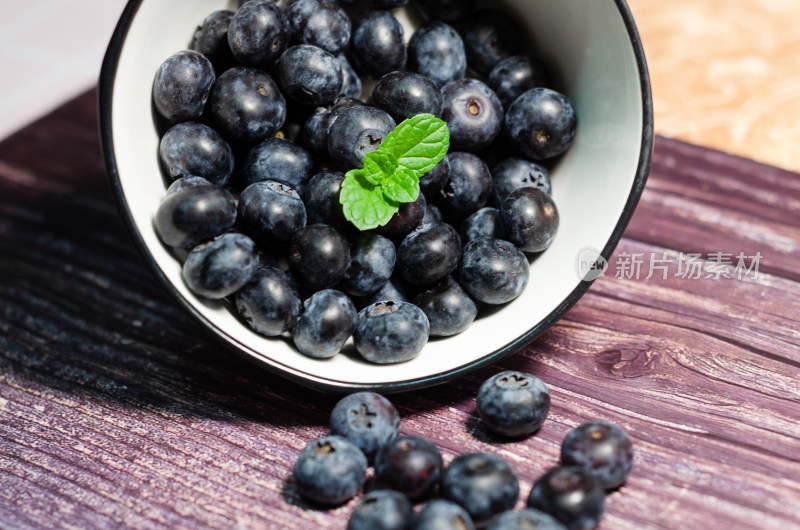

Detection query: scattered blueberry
xmin=330 ymin=391 xmax=400 ymax=460
xmin=155 ymin=184 xmax=237 ymax=248
xmin=492 ymin=158 xmax=552 ymax=205
xmin=375 ymin=435 xmax=444 ymax=500
xmin=417 ymin=0 xmax=476 ymax=24
xmin=441 ymin=453 xmax=519 ymax=527
xmin=238 ymin=180 xmax=307 ymax=245
xmin=191 ymin=10 xmax=237 ymax=73
xmin=488 ymin=509 xmax=567 ymax=530
xmin=408 ymin=22 xmax=466 ymax=89
xmin=351 ymin=10 xmax=407 ymax=78
xmin=159 ymin=122 xmax=234 ymax=186
xmin=438 ymin=152 xmax=492 ymax=220
xmin=228 ymin=0 xmax=290 ymax=68
xmin=505 ymin=88 xmax=577 ymax=160
xmin=241 ymin=137 xmax=315 ymax=193
xmin=293 ymin=289 xmax=356 ymax=358
xmin=304 ymin=170 xmax=346 ymax=226
xmin=348 ymin=490 xmax=413 ymax=530
xmin=477 ymin=371 xmax=551 ymax=437
xmin=289 ymin=223 xmax=351 ymax=290
xmin=560 ymin=422 xmax=634 ymax=491
xmin=373 ymin=71 xmax=444 ymax=122
xmin=341 ymin=233 xmax=397 ymax=297
xmin=441 ymin=78 xmax=504 ymax=152
xmin=235 ymin=266 xmax=302 ymax=336
xmin=460 ymin=207 xmax=505 ymax=243
xmin=293 ymin=435 xmax=368 ymax=506
xmin=412 ymin=276 xmax=477 ymax=337
xmin=182 ymin=232 xmax=259 ymax=299
xmin=153 ymin=50 xmax=215 ymax=122
xmin=413 ymin=499 xmax=476 ymax=530
xmin=460 ymin=10 xmax=522 ymax=75
xmin=488 ymin=55 xmax=549 ymax=108
xmin=289 ymin=0 xmax=351 ymax=54
xmin=275 ymin=45 xmax=343 ymax=107
xmin=354 ymin=301 xmax=429 ymax=363
xmin=327 ymin=105 xmax=396 ymax=170
xmin=527 ymin=467 xmax=605 ymax=530
xmin=501 ymin=188 xmax=559 ymax=253
xmin=459 ymin=237 xmax=529 ymax=304
xmin=397 ymin=223 xmax=461 ymax=286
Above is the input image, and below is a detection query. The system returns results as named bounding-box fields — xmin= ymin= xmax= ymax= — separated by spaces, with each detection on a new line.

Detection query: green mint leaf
xmin=362 ymin=150 xmax=399 ymax=186
xmin=380 ymin=113 xmax=450 ymax=174
xmin=339 ymin=169 xmax=399 ymax=231
xmin=382 ymin=168 xmax=419 ymax=203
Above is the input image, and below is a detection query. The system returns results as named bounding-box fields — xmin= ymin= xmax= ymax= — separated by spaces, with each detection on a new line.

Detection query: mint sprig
xmin=339 ymin=114 xmax=450 ymax=231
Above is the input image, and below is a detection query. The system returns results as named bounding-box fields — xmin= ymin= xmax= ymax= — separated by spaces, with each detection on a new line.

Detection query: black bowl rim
xmin=98 ymin=0 xmax=654 ymax=394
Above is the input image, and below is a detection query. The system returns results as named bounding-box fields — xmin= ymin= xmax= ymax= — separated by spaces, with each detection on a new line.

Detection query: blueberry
xmin=153 ymin=50 xmax=215 ymax=122
xmin=352 ymin=10 xmax=407 ymax=78
xmin=183 ymin=232 xmax=259 ymax=299
xmin=239 ymin=0 xmax=291 ymax=11
xmin=505 ymin=88 xmax=577 ymax=160
xmin=293 ymin=435 xmax=368 ymax=506
xmin=241 ymin=137 xmax=315 ymax=193
xmin=417 ymin=0 xmax=475 ymax=23
xmin=477 ymin=371 xmax=551 ymax=437
xmin=501 ymin=188 xmax=559 ymax=253
xmin=276 ymin=45 xmax=343 ymax=107
xmin=461 ymin=10 xmax=522 ymax=75
xmin=348 ymin=490 xmax=413 ymax=530
xmin=304 ymin=170 xmax=346 ymax=226
xmin=155 ymin=184 xmax=236 ymax=248
xmin=372 ymin=71 xmax=443 ymax=123
xmin=488 ymin=509 xmax=567 ymax=530
xmin=290 ymin=0 xmax=351 ymax=54
xmin=413 ymin=499 xmax=476 ymax=530
xmin=459 ymin=237 xmax=529 ymax=305
xmin=379 ymin=193 xmax=426 ymax=239
xmin=190 ymin=10 xmax=237 ymax=74
xmin=165 ymin=176 xmax=214 ymax=196
xmin=527 ymin=467 xmax=605 ymax=530
xmin=438 ymin=152 xmax=492 ymax=220
xmin=460 ymin=207 xmax=505 ymax=243
xmin=235 ymin=266 xmax=302 ymax=336
xmin=420 ymin=157 xmax=450 ymax=196
xmin=302 ymin=107 xmax=333 ymax=161
xmin=228 ymin=0 xmax=290 ymax=68
xmin=330 ymin=392 xmax=400 ymax=460
xmin=159 ymin=122 xmax=234 ymax=186
xmin=354 ymin=301 xmax=429 ymax=363
xmin=560 ymin=422 xmax=634 ymax=491
xmin=420 ymin=201 xmax=444 ymax=229
xmin=397 ymin=223 xmax=461 ymax=286
xmin=238 ymin=180 xmax=307 ymax=245
xmin=408 ymin=22 xmax=466 ymax=89
xmin=441 ymin=79 xmax=503 ymax=152
xmin=441 ymin=453 xmax=519 ymax=527
xmin=488 ymin=55 xmax=549 ymax=109
xmin=337 ymin=54 xmax=364 ymax=99
xmin=375 ymin=436 xmax=444 ymax=500
xmin=341 ymin=233 xmax=396 ymax=297
xmin=358 ymin=276 xmax=415 ymax=307
xmin=289 ymin=224 xmax=351 ymax=290
xmin=287 ymin=0 xmax=319 ymax=31
xmin=492 ymin=158 xmax=552 ymax=205
xmin=327 ymin=105 xmax=396 ymax=170
xmin=208 ymin=67 xmax=286 ymax=144
xmin=412 ymin=276 xmax=477 ymax=337
xmin=293 ymin=289 xmax=356 ymax=358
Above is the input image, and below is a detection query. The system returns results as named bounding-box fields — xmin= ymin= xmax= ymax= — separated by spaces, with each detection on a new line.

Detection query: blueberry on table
xmin=488 ymin=509 xmax=567 ymax=530
xmin=378 ymin=193 xmax=427 ymax=239
xmin=441 ymin=453 xmax=520 ymax=527
xmin=341 ymin=233 xmax=396 ymax=297
xmin=492 ymin=158 xmax=552 ymax=205
xmin=461 ymin=9 xmax=522 ymax=75
xmin=488 ymin=55 xmax=550 ymax=109
xmin=397 ymin=223 xmax=461 ymax=287
xmin=459 ymin=237 xmax=529 ymax=305
xmin=330 ymin=391 xmax=400 ymax=460
xmin=501 ymin=188 xmax=559 ymax=253
xmin=375 ymin=435 xmax=444 ymax=500
xmin=228 ymin=0 xmax=290 ymax=68
xmin=408 ymin=22 xmax=466 ymax=89
xmin=304 ymin=170 xmax=346 ymax=226
xmin=337 ymin=54 xmax=363 ymax=100
xmin=155 ymin=184 xmax=237 ymax=249
xmin=372 ymin=72 xmax=444 ymax=122
xmin=413 ymin=276 xmax=477 ymax=337
xmin=348 ymin=490 xmax=413 ymax=530
xmin=289 ymin=223 xmax=351 ymax=291
xmin=289 ymin=0 xmax=351 ymax=55
xmin=327 ymin=105 xmax=396 ymax=170
xmin=241 ymin=137 xmax=315 ymax=193
xmin=460 ymin=207 xmax=505 ymax=244
xmin=234 ymin=266 xmax=302 ymax=336
xmin=527 ymin=467 xmax=605 ymax=530
xmin=477 ymin=371 xmax=551 ymax=437
xmin=182 ymin=232 xmax=259 ymax=299
xmin=238 ymin=180 xmax=307 ymax=245
xmin=276 ymin=45 xmax=343 ymax=107
xmin=505 ymin=88 xmax=577 ymax=160
xmin=354 ymin=301 xmax=429 ymax=363
xmin=208 ymin=67 xmax=286 ymax=145
xmin=413 ymin=499 xmax=476 ymax=530
xmin=560 ymin=422 xmax=634 ymax=491
xmin=441 ymin=78 xmax=504 ymax=152
xmin=293 ymin=435 xmax=368 ymax=506
xmin=420 ymin=156 xmax=450 ymax=197
xmin=190 ymin=10 xmax=237 ymax=74
xmin=438 ymin=152 xmax=492 ymax=220
xmin=153 ymin=50 xmax=215 ymax=122
xmin=293 ymin=289 xmax=356 ymax=358
xmin=351 ymin=10 xmax=407 ymax=78
xmin=417 ymin=0 xmax=476 ymax=23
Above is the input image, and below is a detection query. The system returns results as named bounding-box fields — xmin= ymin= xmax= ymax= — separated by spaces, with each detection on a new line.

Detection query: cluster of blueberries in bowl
xmin=151 ymin=0 xmax=575 ymax=365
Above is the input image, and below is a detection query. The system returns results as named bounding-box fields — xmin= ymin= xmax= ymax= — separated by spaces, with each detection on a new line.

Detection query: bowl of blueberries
xmin=100 ymin=0 xmax=653 ymax=392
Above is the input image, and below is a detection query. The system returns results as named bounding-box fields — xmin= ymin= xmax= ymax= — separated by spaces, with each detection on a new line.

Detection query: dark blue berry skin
xmin=477 ymin=371 xmax=551 ymax=437
xmin=276 ymin=45 xmax=343 ymax=107
xmin=413 ymin=499 xmax=476 ymax=530
xmin=159 ymin=122 xmax=233 ymax=186
xmin=242 ymin=137 xmax=315 ymax=193
xmin=348 ymin=490 xmax=413 ymax=530
xmin=287 ymin=0 xmax=319 ymax=32
xmin=358 ymin=277 xmax=414 ymax=307
xmin=417 ymin=0 xmax=475 ymax=24
xmin=352 ymin=10 xmax=407 ymax=78
xmin=492 ymin=158 xmax=552 ymax=205
xmin=461 ymin=10 xmax=522 ymax=75
xmin=488 ymin=55 xmax=550 ymax=109
xmin=527 ymin=467 xmax=605 ymax=530
xmin=375 ymin=436 xmax=444 ymax=500
xmin=191 ymin=10 xmax=237 ymax=74
xmin=379 ymin=193 xmax=426 ymax=239
xmin=489 ymin=509 xmax=567 ymax=530
xmin=438 ymin=152 xmax=492 ymax=220
xmin=373 ymin=71 xmax=443 ymax=122
xmin=330 ymin=392 xmax=400 ymax=461
xmin=420 ymin=201 xmax=444 ymax=229
xmin=155 ymin=184 xmax=236 ymax=248
xmin=228 ymin=0 xmax=290 ymax=68
xmin=337 ymin=54 xmax=363 ymax=99
xmin=304 ymin=170 xmax=346 ymax=226
xmin=302 ymin=107 xmax=333 ymax=161
xmin=459 ymin=237 xmax=529 ymax=305
xmin=501 ymin=188 xmax=559 ymax=253
xmin=341 ymin=233 xmax=396 ymax=297
xmin=460 ymin=207 xmax=505 ymax=243
xmin=293 ymin=289 xmax=356 ymax=358
xmin=238 ymin=180 xmax=307 ymax=244
xmin=413 ymin=276 xmax=477 ymax=337
xmin=408 ymin=22 xmax=466 ymax=89
xmin=441 ymin=79 xmax=503 ymax=152
xmin=441 ymin=453 xmax=519 ymax=527
xmin=289 ymin=224 xmax=351 ymax=290
xmin=354 ymin=301 xmax=429 ymax=363
xmin=290 ymin=1 xmax=351 ymax=55
xmin=293 ymin=435 xmax=368 ymax=506
xmin=239 ymin=0 xmax=291 ymax=12
xmin=397 ymin=223 xmax=461 ymax=287
xmin=235 ymin=266 xmax=301 ymax=336
xmin=183 ymin=232 xmax=259 ymax=299
xmin=153 ymin=50 xmax=215 ymax=122
xmin=327 ymin=105 xmax=396 ymax=170
xmin=208 ymin=67 xmax=287 ymax=144
xmin=420 ymin=157 xmax=450 ymax=196
xmin=560 ymin=422 xmax=634 ymax=491
xmin=505 ymin=88 xmax=577 ymax=160
xmin=165 ymin=176 xmax=214 ymax=196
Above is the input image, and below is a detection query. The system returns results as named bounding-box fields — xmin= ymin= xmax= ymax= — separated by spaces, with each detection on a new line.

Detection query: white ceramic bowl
xmin=100 ymin=0 xmax=653 ymax=392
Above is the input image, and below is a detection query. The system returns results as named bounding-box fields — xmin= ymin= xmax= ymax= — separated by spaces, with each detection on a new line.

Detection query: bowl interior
xmin=105 ymin=0 xmax=649 ymax=391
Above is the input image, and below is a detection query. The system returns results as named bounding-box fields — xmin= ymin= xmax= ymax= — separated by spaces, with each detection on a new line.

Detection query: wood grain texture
xmin=1 ymin=91 xmax=799 ymax=529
